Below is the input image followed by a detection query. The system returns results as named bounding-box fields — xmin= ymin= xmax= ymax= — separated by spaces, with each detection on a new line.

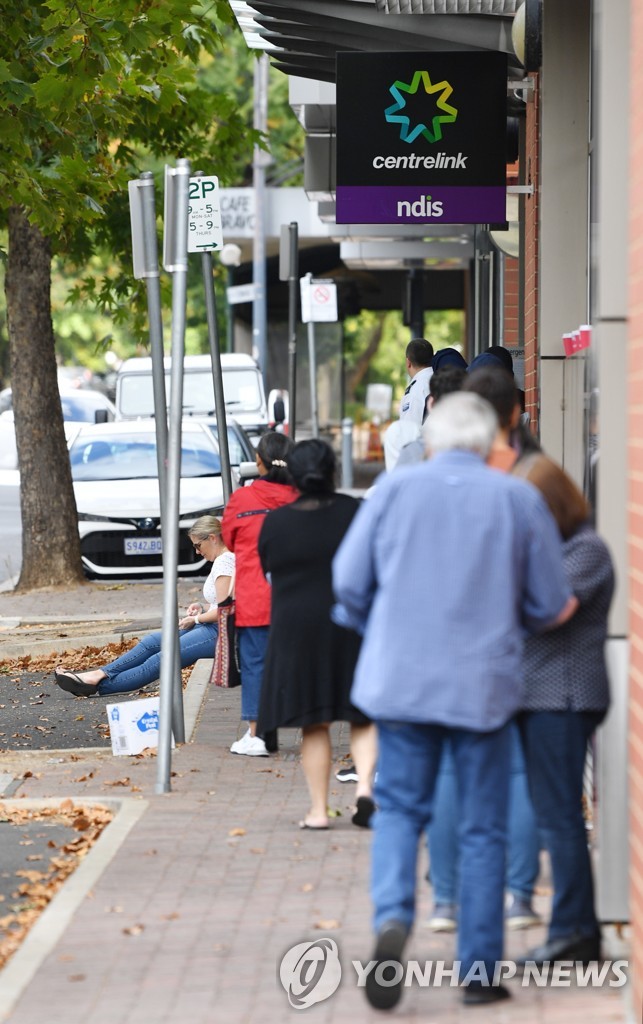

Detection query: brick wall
xmin=503 ymin=255 xmax=520 ymax=348
xmin=523 ymin=75 xmax=540 ymax=432
xmin=629 ymin=1 xmax=643 ymax=1009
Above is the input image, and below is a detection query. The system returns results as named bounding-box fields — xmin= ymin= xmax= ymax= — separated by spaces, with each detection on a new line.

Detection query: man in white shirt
xmin=399 ymin=338 xmax=434 ymax=424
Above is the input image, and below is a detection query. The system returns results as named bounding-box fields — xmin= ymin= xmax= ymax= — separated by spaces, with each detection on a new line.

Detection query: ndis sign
xmin=336 ymin=51 xmax=507 ymax=225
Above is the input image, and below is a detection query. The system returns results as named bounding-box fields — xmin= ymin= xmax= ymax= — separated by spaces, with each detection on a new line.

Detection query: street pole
xmin=129 ymin=172 xmax=183 ymax=752
xmin=287 ymin=222 xmax=298 ymax=440
xmin=156 ymin=158 xmax=191 ymax=794
xmin=201 ymin=249 xmax=233 ymax=505
xmin=306 ymin=275 xmax=319 ymax=439
xmin=252 ymin=53 xmax=269 ymax=389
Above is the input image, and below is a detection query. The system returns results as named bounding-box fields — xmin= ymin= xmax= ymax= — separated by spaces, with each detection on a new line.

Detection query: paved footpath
xmin=0 ymin=671 xmax=631 ymax=1024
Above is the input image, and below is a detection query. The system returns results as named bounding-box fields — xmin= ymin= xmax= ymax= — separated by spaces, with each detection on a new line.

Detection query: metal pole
xmin=252 ymin=54 xmax=269 ymax=388
xmin=138 ymin=173 xmax=168 ymax=489
xmin=156 ymin=158 xmax=190 ymax=794
xmin=226 ymin=268 xmax=234 ymax=353
xmin=138 ymin=173 xmax=185 ymax=735
xmin=341 ymin=417 xmax=353 ymax=490
xmin=307 ymin=274 xmax=319 ymax=438
xmin=287 ymin=222 xmax=298 ymax=441
xmin=201 ymin=249 xmax=233 ymax=504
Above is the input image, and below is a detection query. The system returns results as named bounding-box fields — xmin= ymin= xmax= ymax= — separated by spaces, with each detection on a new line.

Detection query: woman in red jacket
xmin=222 ymin=431 xmax=297 ymax=756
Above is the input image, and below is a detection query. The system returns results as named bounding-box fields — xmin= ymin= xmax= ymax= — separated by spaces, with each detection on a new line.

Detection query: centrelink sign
xmin=336 ymin=51 xmax=508 ymax=225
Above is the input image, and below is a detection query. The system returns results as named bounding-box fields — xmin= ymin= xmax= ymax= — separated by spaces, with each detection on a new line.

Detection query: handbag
xmin=210 ymin=578 xmax=241 ymax=689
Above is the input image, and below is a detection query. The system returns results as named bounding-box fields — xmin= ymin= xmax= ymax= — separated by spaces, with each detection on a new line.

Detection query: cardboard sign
xmin=106 ymin=696 xmax=174 ymax=756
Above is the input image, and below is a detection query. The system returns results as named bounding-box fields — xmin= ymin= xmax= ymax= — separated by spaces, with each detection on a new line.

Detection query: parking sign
xmin=188 ymin=176 xmax=223 ymax=252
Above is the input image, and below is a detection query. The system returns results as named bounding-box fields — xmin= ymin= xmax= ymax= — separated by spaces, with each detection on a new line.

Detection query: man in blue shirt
xmin=332 ymin=392 xmax=577 ymax=1009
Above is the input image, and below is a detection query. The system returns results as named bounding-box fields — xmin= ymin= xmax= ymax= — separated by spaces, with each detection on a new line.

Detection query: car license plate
xmin=124 ymin=538 xmax=163 ymax=555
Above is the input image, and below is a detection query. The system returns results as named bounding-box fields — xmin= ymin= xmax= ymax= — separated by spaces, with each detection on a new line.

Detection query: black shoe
xmin=261 ymin=729 xmax=279 ymax=753
xmin=352 ymin=795 xmax=376 ymax=829
xmin=364 ymin=920 xmax=409 ymax=1011
xmin=461 ymin=983 xmax=511 ymax=1006
xmin=517 ymin=931 xmax=601 ymax=969
xmin=335 ymin=765 xmax=359 ymax=783
xmin=54 ymin=670 xmax=99 ymax=697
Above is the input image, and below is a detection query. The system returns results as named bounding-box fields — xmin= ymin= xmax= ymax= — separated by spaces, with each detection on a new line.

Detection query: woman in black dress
xmin=257 ymin=439 xmax=377 ymax=830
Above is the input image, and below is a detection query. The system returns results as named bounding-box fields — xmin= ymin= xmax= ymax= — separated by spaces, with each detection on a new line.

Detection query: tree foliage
xmin=0 ymin=0 xmax=262 ymax=589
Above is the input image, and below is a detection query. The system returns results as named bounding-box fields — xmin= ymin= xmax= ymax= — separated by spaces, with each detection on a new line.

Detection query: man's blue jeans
xmin=97 ymin=623 xmax=218 ymax=696
xmin=426 ymin=722 xmax=539 ymax=903
xmin=519 ymin=709 xmax=604 ymax=940
xmin=372 ymin=719 xmax=511 ymax=981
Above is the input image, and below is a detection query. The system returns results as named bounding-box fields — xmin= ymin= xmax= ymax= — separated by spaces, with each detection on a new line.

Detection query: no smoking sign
xmin=300 ymin=277 xmax=338 ymax=323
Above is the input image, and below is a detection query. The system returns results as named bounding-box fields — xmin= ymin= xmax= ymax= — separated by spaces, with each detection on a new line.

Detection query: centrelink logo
xmin=384 ymin=70 xmax=458 ymax=145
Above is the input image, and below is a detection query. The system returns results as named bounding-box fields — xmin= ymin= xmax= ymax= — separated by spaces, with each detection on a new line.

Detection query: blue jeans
xmin=238 ymin=626 xmax=269 ymax=721
xmin=372 ymin=720 xmax=511 ymax=981
xmin=519 ymin=709 xmax=604 ymax=940
xmin=426 ymin=722 xmax=539 ymax=903
xmin=97 ymin=623 xmax=218 ymax=696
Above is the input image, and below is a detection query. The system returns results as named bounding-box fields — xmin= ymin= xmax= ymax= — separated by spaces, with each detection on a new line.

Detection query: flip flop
xmin=54 ymin=670 xmax=99 ymax=697
xmin=352 ymin=796 xmax=376 ymax=829
xmin=299 ymin=820 xmax=329 ymax=831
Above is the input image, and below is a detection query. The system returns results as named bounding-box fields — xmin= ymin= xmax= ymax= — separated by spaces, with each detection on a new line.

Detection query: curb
xmin=0 ymin=624 xmax=161 ymax=661
xmin=0 ymin=796 xmax=149 ymax=1023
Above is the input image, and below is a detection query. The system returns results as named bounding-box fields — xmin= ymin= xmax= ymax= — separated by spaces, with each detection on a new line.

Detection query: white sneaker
xmin=230 ymin=729 xmax=269 ymax=757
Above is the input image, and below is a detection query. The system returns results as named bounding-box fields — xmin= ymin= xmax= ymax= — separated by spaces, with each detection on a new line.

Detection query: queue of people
xmin=53 ymin=346 xmax=615 ymax=1010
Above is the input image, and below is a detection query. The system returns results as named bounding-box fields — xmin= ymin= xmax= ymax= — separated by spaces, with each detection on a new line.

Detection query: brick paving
xmin=0 ymin=679 xmax=632 ymax=1024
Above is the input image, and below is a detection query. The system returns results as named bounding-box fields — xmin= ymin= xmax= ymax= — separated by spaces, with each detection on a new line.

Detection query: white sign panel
xmin=227 ymin=282 xmax=261 ymax=305
xmin=188 ymin=175 xmax=223 ymax=253
xmin=219 ymin=188 xmax=256 ymax=237
xmin=300 ymin=278 xmax=338 ymax=323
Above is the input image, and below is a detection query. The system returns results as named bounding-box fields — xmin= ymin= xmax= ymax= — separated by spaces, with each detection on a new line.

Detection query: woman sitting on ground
xmin=54 ymin=515 xmax=234 ymax=697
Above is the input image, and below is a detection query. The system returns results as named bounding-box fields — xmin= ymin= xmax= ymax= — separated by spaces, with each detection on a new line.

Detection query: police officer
xmin=399 ymin=338 xmax=434 ymax=424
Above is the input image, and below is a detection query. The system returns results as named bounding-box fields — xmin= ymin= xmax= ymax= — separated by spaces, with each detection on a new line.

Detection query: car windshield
xmin=118 ymin=368 xmax=263 ymax=417
xmin=69 ymin=430 xmax=221 ymax=481
xmin=60 ymin=393 xmax=110 ymax=422
xmin=207 ymin=424 xmax=254 ymax=465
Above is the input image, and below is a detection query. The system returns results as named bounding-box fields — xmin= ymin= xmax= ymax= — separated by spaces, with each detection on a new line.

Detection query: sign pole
xmin=201 ymin=249 xmax=233 ymax=505
xmin=287 ymin=223 xmax=298 ymax=441
xmin=305 ymin=274 xmax=320 ymax=439
xmin=156 ymin=158 xmax=191 ymax=794
xmin=129 ymin=172 xmax=184 ymax=753
xmin=187 ymin=172 xmax=232 ymax=503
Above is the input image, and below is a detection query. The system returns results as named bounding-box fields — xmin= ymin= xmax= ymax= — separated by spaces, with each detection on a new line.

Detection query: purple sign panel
xmin=336 ymin=186 xmax=507 ymax=225
xmin=336 ymin=51 xmax=508 ymax=226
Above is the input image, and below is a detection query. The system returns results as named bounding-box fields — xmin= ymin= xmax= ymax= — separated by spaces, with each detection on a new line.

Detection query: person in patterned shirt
xmin=512 ymin=453 xmax=615 ymax=968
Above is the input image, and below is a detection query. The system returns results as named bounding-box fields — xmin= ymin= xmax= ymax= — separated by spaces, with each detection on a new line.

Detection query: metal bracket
xmin=507 ymin=184 xmax=535 ymax=196
xmin=507 ymin=77 xmax=535 ymax=102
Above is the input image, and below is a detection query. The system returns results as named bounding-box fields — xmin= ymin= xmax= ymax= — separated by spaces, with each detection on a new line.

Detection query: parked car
xmin=0 ymin=387 xmax=116 ymax=423
xmin=114 ymin=354 xmax=269 ymax=442
xmin=67 ymin=420 xmax=238 ymax=578
xmin=0 ymin=419 xmax=237 ymax=579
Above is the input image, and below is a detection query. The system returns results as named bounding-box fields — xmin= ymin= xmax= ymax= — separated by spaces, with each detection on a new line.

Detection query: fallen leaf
xmin=300 ymin=883 xmax=314 ymax=893
xmin=123 ymin=924 xmax=145 ymax=936
xmin=314 ymin=919 xmax=340 ymax=930
xmin=228 ymin=828 xmax=246 ymax=837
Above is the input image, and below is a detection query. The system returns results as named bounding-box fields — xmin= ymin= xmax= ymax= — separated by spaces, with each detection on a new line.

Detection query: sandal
xmin=54 ymin=670 xmax=99 ymax=697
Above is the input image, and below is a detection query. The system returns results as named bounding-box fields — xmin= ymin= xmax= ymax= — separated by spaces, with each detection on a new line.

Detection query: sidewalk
xmin=0 ymin=583 xmax=633 ymax=1024
xmin=0 ymin=687 xmax=631 ymax=1023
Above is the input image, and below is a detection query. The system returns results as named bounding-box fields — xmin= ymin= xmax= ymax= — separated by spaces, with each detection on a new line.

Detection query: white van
xmin=115 ymin=353 xmax=269 ymax=441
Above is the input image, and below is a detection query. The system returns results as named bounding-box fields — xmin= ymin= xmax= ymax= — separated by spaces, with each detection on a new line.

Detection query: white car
xmin=66 ymin=419 xmax=238 ymax=578
xmin=0 ymin=419 xmax=238 ymax=580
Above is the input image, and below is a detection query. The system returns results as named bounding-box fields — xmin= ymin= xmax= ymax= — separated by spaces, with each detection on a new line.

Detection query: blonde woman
xmin=54 ymin=516 xmax=234 ymax=697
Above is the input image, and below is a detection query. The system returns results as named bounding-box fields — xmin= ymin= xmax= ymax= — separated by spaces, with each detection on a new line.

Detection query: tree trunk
xmin=345 ymin=316 xmax=385 ymax=403
xmin=5 ymin=207 xmax=85 ymax=590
